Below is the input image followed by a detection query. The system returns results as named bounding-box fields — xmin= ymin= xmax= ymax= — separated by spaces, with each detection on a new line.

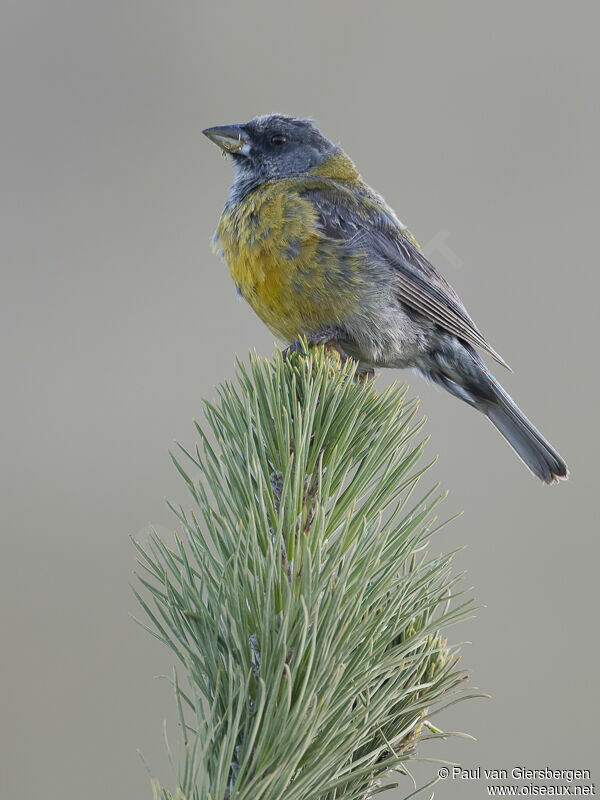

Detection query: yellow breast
xmin=214 ymin=181 xmax=360 ymax=342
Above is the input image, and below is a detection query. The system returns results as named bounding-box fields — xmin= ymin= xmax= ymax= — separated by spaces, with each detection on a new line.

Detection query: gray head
xmin=203 ymin=114 xmax=339 ymax=183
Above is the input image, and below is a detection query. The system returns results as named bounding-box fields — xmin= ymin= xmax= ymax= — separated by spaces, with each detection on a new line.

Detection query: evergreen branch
xmin=134 ymin=344 xmax=476 ymax=800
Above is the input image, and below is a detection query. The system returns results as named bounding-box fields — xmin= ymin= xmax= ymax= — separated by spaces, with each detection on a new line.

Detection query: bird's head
xmin=203 ymin=114 xmax=340 ymax=183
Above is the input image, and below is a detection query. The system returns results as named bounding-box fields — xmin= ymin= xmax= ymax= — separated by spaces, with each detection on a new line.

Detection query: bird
xmin=203 ymin=114 xmax=567 ymax=483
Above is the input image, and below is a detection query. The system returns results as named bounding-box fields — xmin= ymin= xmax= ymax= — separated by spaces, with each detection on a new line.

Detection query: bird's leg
xmin=282 ymin=327 xmax=350 ymax=362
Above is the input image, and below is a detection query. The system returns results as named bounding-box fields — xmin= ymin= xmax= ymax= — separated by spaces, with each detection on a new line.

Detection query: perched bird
xmin=203 ymin=114 xmax=567 ymax=483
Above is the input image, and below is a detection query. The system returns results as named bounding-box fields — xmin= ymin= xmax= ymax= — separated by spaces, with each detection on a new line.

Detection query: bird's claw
xmin=282 ymin=328 xmax=349 ymax=363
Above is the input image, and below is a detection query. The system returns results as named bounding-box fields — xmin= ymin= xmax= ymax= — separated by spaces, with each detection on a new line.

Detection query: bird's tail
xmin=482 ymin=375 xmax=568 ymax=483
xmin=423 ymin=347 xmax=568 ymax=484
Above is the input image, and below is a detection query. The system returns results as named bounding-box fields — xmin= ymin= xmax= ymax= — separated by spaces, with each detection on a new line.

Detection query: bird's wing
xmin=301 ymin=180 xmax=511 ymax=370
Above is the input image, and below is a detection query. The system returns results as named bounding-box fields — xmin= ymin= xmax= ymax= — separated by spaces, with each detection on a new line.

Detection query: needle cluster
xmin=133 ymin=345 xmax=475 ymax=800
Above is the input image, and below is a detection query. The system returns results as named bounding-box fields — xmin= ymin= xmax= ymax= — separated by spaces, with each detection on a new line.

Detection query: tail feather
xmin=483 ymin=376 xmax=568 ymax=484
xmin=422 ymin=344 xmax=568 ymax=484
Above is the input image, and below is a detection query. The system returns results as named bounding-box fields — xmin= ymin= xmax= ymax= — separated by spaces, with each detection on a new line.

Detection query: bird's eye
xmin=270 ymin=134 xmax=287 ymax=146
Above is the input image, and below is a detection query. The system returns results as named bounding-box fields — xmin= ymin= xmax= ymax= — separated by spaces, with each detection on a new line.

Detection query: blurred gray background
xmin=1 ymin=2 xmax=598 ymax=798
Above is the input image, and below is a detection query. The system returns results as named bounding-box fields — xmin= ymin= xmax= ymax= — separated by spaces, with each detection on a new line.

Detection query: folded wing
xmin=302 ymin=179 xmax=510 ymax=371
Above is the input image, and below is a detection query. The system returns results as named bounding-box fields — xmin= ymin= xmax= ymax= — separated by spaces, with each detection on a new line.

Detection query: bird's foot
xmin=282 ymin=329 xmax=375 ymax=384
xmin=282 ymin=328 xmax=350 ymax=362
xmin=356 ymin=367 xmax=375 ymax=383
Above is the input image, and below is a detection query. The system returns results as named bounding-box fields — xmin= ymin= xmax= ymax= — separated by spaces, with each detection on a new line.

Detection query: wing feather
xmin=301 ymin=180 xmax=511 ymax=371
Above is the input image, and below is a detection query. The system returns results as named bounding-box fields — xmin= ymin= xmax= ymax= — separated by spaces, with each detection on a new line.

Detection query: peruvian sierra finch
xmin=203 ymin=114 xmax=567 ymax=484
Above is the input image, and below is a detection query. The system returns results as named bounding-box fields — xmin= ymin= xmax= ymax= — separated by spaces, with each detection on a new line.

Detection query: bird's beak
xmin=202 ymin=124 xmax=250 ymax=154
